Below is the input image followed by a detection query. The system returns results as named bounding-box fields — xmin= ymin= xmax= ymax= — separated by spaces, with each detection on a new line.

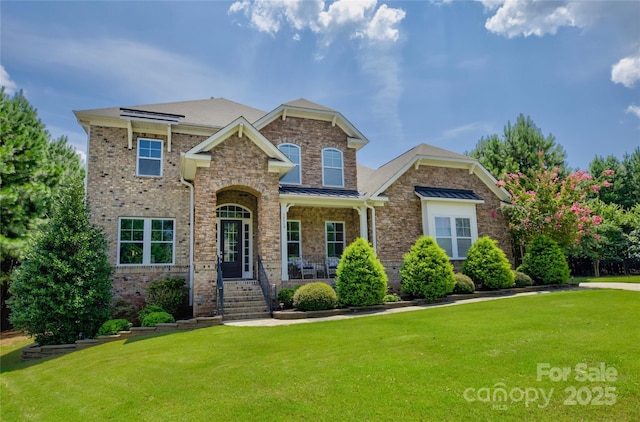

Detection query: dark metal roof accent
xmin=120 ymin=108 xmax=185 ymax=123
xmin=414 ymin=186 xmax=483 ymax=201
xmin=279 ymin=186 xmax=362 ymax=198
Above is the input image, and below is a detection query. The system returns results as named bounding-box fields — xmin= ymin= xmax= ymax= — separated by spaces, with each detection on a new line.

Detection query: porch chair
xmin=292 ymin=258 xmax=317 ymax=279
xmin=326 ymin=256 xmax=339 ymax=278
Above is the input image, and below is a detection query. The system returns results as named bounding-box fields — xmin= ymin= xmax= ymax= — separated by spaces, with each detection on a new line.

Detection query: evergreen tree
xmin=8 ymin=177 xmax=112 ymax=345
xmin=468 ymin=114 xmax=568 ymax=187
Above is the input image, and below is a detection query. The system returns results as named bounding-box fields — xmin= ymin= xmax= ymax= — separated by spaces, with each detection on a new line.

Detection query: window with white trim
xmin=322 ymin=148 xmax=344 ymax=187
xmin=137 ymin=138 xmax=163 ymax=177
xmin=434 ymin=216 xmax=473 ymax=258
xmin=278 ymin=144 xmax=301 ymax=184
xmin=287 ymin=220 xmax=301 ymax=259
xmin=118 ymin=218 xmax=175 ymax=265
xmin=422 ymin=201 xmax=479 ymax=260
xmin=326 ymin=221 xmax=345 ymax=258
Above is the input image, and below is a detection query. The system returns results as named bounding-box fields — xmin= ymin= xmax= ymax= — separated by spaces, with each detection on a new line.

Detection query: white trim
xmin=280 ymin=203 xmax=292 ymax=281
xmin=136 ymin=138 xmax=163 ymax=177
xmin=117 ymin=217 xmax=176 ymax=266
xmin=286 ymin=219 xmax=302 ymax=261
xmin=325 ymin=221 xmax=346 ymax=258
xmin=322 ymin=148 xmax=344 ymax=188
xmin=278 ymin=143 xmax=302 ymax=185
xmin=420 ymin=202 xmax=478 ymax=260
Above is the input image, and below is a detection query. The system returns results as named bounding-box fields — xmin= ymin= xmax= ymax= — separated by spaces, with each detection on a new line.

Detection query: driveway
xmin=579 ymin=282 xmax=640 ymax=291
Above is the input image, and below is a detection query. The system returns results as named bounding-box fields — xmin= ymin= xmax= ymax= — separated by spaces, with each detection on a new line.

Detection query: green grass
xmin=573 ymin=275 xmax=640 ymax=283
xmin=1 ymin=290 xmax=639 ymax=421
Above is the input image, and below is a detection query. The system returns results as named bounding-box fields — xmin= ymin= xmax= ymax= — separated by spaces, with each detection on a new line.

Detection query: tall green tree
xmin=589 ymin=148 xmax=640 ymax=209
xmin=0 ymin=87 xmax=85 ymax=330
xmin=467 ymin=114 xmax=568 ymax=186
xmin=8 ymin=177 xmax=112 ymax=345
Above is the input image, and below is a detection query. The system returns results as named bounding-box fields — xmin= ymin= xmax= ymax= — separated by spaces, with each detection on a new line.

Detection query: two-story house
xmin=75 ymin=98 xmax=512 ymax=318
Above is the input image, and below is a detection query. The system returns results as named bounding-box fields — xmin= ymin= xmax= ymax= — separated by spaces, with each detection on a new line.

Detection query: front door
xmin=221 ymin=220 xmax=242 ymax=278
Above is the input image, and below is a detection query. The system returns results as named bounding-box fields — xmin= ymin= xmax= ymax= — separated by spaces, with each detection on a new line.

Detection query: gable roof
xmin=74 ymin=97 xmax=267 ymax=129
xmin=254 ymin=98 xmax=369 ymax=151
xmin=359 ymin=143 xmax=510 ymax=202
xmin=181 ymin=116 xmax=294 ymax=180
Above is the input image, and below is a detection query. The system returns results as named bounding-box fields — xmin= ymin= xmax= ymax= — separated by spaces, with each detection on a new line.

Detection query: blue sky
xmin=2 ymin=1 xmax=639 ymax=170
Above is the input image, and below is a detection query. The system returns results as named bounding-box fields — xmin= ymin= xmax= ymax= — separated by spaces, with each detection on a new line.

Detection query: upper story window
xmin=137 ymin=138 xmax=163 ymax=177
xmin=278 ymin=143 xmax=301 ymax=185
xmin=118 ymin=217 xmax=175 ymax=265
xmin=322 ymin=148 xmax=344 ymax=187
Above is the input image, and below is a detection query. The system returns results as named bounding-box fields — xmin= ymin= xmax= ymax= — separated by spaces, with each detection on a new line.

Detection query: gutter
xmin=180 ymin=174 xmax=195 ymax=307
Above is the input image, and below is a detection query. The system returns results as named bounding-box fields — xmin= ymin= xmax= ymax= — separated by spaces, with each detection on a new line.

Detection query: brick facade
xmin=374 ymin=165 xmax=512 ymax=291
xmin=87 ymin=126 xmax=206 ymax=305
xmin=260 ymin=117 xmax=358 ymax=190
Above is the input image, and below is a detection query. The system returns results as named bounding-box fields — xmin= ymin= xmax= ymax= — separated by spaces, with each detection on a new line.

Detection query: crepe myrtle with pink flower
xmin=498 ymin=152 xmax=614 ymax=248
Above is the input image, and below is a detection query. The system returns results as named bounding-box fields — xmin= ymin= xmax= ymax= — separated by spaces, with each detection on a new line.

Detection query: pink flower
xmin=602 ymin=169 xmax=614 ymax=176
xmin=602 ymin=180 xmax=612 ymax=187
xmin=592 ymin=215 xmax=603 ymax=225
xmin=545 ymin=217 xmax=552 ymax=223
xmin=594 ymin=234 xmax=601 ymax=241
xmin=496 ymin=180 xmax=506 ymax=187
xmin=590 ymin=185 xmax=600 ymax=193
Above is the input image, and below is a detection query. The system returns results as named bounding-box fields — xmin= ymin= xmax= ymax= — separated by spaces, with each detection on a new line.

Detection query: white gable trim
xmin=180 ymin=117 xmax=295 ymax=181
xmin=253 ymin=105 xmax=368 ymax=151
xmin=371 ymin=155 xmax=510 ymax=202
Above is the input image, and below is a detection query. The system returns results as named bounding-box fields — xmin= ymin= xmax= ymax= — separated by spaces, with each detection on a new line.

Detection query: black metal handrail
xmin=217 ymin=255 xmax=224 ymax=317
xmin=257 ymin=256 xmax=276 ymax=315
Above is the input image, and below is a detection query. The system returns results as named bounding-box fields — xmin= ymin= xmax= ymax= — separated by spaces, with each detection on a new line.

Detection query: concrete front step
xmin=224 ymin=306 xmax=269 ymax=315
xmin=223 ymin=311 xmax=271 ymax=321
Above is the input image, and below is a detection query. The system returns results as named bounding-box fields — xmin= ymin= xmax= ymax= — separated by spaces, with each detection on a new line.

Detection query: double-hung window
xmin=287 ymin=220 xmax=301 ymax=260
xmin=137 ymin=138 xmax=163 ymax=177
xmin=278 ymin=144 xmax=301 ymax=184
xmin=434 ymin=216 xmax=473 ymax=259
xmin=119 ymin=218 xmax=175 ymax=265
xmin=326 ymin=221 xmax=345 ymax=258
xmin=322 ymin=148 xmax=344 ymax=187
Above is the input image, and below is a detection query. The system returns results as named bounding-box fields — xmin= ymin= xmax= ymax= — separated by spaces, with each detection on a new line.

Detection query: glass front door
xmin=220 ymin=220 xmax=242 ymax=278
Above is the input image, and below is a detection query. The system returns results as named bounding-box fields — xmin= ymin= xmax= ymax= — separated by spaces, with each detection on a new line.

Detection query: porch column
xmin=280 ymin=203 xmax=292 ymax=281
xmin=355 ymin=206 xmax=368 ymax=242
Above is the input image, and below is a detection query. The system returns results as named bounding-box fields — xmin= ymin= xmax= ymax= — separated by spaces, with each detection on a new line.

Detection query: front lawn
xmin=573 ymin=275 xmax=640 ymax=283
xmin=1 ymin=290 xmax=639 ymax=421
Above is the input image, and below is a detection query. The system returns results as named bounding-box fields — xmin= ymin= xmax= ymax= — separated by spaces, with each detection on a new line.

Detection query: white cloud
xmin=440 ymin=122 xmax=494 ymax=140
xmin=229 ymin=0 xmax=405 ymax=44
xmin=1 ymin=65 xmax=18 ymax=95
xmin=479 ymin=1 xmax=638 ymax=38
xmin=612 ymin=55 xmax=640 ymax=88
xmin=626 ymin=104 xmax=640 ymax=120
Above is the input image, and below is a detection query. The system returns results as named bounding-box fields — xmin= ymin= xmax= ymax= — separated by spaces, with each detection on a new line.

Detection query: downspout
xmin=365 ymin=201 xmax=377 ymax=252
xmin=180 ymin=174 xmax=195 ymax=307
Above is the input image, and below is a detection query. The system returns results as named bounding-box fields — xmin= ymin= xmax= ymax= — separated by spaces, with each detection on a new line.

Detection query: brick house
xmin=74 ymin=98 xmax=511 ymax=318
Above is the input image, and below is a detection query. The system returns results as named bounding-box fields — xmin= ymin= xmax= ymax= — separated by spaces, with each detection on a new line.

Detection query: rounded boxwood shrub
xmin=400 ymin=236 xmax=455 ymax=300
xmin=513 ymin=271 xmax=533 ymax=287
xmin=142 ymin=311 xmax=175 ymax=327
xmin=453 ymin=273 xmax=475 ymax=294
xmin=138 ymin=304 xmax=166 ymax=324
xmin=292 ymin=282 xmax=337 ymax=311
xmin=462 ymin=236 xmax=514 ymax=289
xmin=146 ymin=276 xmax=187 ymax=315
xmin=383 ymin=293 xmax=400 ymax=302
xmin=277 ymin=286 xmax=300 ymax=309
xmin=336 ymin=238 xmax=388 ymax=306
xmin=97 ymin=319 xmax=131 ymax=336
xmin=518 ymin=235 xmax=570 ymax=285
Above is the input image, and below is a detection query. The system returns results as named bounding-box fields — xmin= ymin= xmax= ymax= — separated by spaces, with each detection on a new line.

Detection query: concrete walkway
xmin=226 ymin=283 xmax=638 ymax=327
xmin=578 ymin=282 xmax=640 ymax=291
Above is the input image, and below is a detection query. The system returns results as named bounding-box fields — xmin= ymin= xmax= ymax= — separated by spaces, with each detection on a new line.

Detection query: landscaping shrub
xmin=453 ymin=273 xmax=475 ymax=294
xmin=513 ymin=271 xmax=533 ymax=287
xmin=292 ymin=282 xmax=337 ymax=311
xmin=518 ymin=235 xmax=570 ymax=285
xmin=8 ymin=178 xmax=112 ymax=345
xmin=277 ymin=286 xmax=300 ymax=309
xmin=383 ymin=293 xmax=400 ymax=303
xmin=142 ymin=311 xmax=175 ymax=327
xmin=110 ymin=298 xmax=140 ymax=324
xmin=146 ymin=277 xmax=187 ymax=315
xmin=97 ymin=319 xmax=131 ymax=336
xmin=138 ymin=304 xmax=166 ymax=324
xmin=400 ymin=236 xmax=455 ymax=300
xmin=462 ymin=236 xmax=514 ymax=289
xmin=336 ymin=238 xmax=388 ymax=306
